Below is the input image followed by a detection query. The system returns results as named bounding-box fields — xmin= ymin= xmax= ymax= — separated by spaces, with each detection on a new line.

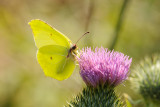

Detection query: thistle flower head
xmin=130 ymin=54 xmax=160 ymax=105
xmin=77 ymin=47 xmax=132 ymax=87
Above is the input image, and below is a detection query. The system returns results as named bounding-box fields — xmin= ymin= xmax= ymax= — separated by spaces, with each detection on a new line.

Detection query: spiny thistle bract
xmin=67 ymin=47 xmax=132 ymax=107
xmin=68 ymin=85 xmax=123 ymax=107
xmin=130 ymin=54 xmax=160 ymax=106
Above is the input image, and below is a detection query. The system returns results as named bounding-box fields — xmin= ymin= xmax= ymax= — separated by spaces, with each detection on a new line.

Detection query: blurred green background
xmin=0 ymin=0 xmax=160 ymax=107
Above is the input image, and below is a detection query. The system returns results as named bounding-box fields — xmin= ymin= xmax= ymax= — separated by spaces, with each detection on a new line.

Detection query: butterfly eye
xmin=72 ymin=45 xmax=77 ymax=50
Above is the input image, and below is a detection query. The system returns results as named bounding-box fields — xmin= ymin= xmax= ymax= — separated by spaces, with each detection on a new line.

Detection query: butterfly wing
xmin=29 ymin=19 xmax=76 ymax=80
xmin=37 ymin=45 xmax=76 ymax=80
xmin=29 ymin=19 xmax=72 ymax=49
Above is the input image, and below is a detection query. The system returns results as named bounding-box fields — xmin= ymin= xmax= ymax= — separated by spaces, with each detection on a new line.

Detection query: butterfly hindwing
xmin=37 ymin=45 xmax=75 ymax=80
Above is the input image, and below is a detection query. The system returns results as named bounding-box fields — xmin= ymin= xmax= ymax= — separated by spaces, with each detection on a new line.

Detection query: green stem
xmin=84 ymin=0 xmax=94 ymax=47
xmin=110 ymin=0 xmax=130 ymax=50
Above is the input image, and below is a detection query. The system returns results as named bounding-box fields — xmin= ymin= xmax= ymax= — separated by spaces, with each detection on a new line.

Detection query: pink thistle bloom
xmin=77 ymin=47 xmax=132 ymax=87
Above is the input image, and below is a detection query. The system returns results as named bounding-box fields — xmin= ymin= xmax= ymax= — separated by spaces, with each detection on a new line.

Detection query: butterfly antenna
xmin=75 ymin=32 xmax=90 ymax=45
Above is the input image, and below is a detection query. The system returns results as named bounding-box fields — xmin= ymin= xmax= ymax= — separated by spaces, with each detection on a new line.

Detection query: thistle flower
xmin=67 ymin=47 xmax=131 ymax=107
xmin=130 ymin=54 xmax=160 ymax=106
xmin=77 ymin=47 xmax=132 ymax=87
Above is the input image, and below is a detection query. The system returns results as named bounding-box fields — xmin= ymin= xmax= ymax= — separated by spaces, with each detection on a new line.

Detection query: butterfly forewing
xmin=29 ymin=19 xmax=71 ymax=49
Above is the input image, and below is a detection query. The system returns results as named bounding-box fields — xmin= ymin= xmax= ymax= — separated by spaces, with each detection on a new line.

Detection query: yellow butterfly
xmin=29 ymin=19 xmax=79 ymax=80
